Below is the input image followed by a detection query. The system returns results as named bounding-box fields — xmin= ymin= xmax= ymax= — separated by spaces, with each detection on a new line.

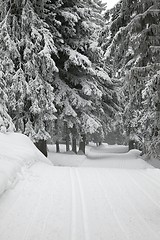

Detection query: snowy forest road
xmin=0 ymin=162 xmax=160 ymax=240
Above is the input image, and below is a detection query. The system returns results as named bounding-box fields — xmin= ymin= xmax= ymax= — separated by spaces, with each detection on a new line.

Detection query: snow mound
xmin=0 ymin=132 xmax=51 ymax=195
xmin=126 ymin=149 xmax=142 ymax=158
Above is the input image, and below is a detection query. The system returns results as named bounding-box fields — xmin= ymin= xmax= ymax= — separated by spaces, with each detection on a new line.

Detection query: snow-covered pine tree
xmin=103 ymin=0 xmax=160 ymax=157
xmin=44 ymin=0 xmax=118 ymax=153
xmin=0 ymin=0 xmax=58 ymax=156
xmin=0 ymin=70 xmax=14 ymax=132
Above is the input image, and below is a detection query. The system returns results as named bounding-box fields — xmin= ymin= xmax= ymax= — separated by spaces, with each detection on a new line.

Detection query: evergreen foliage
xmin=0 ymin=0 xmax=119 ymax=155
xmin=44 ymin=0 xmax=119 ymax=152
xmin=0 ymin=0 xmax=57 ymax=141
xmin=103 ymin=0 xmax=160 ymax=157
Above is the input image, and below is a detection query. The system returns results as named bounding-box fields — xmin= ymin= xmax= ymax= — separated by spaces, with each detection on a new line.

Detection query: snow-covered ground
xmin=48 ymin=143 xmax=152 ymax=169
xmin=0 ymin=133 xmax=51 ymax=195
xmin=0 ymin=134 xmax=160 ymax=240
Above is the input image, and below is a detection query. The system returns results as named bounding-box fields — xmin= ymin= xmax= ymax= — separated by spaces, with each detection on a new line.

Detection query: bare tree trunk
xmin=72 ymin=137 xmax=77 ymax=154
xmin=56 ymin=140 xmax=60 ymax=153
xmin=65 ymin=122 xmax=70 ymax=152
xmin=55 ymin=119 xmax=60 ymax=153
xmin=66 ymin=135 xmax=70 ymax=152
xmin=35 ymin=139 xmax=47 ymax=157
xmin=129 ymin=139 xmax=135 ymax=150
xmin=79 ymin=134 xmax=86 ymax=154
xmin=71 ymin=124 xmax=77 ymax=154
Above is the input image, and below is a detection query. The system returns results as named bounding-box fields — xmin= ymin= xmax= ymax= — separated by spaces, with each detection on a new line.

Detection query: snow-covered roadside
xmin=0 ymin=133 xmax=51 ymax=195
xmin=1 ymin=164 xmax=160 ymax=240
xmin=1 ymin=137 xmax=160 ymax=240
xmin=48 ymin=143 xmax=153 ymax=169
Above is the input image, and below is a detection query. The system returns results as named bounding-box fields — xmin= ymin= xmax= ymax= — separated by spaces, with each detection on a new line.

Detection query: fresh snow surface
xmin=1 ymin=138 xmax=160 ymax=240
xmin=48 ymin=143 xmax=152 ymax=169
xmin=0 ymin=133 xmax=51 ymax=195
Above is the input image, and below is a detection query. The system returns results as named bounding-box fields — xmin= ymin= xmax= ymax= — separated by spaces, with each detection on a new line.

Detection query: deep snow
xmin=0 ymin=133 xmax=51 ymax=195
xmin=48 ymin=143 xmax=152 ymax=169
xmin=0 ymin=134 xmax=160 ymax=240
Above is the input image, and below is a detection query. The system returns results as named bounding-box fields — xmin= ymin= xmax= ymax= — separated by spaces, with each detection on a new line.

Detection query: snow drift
xmin=0 ymin=132 xmax=51 ymax=195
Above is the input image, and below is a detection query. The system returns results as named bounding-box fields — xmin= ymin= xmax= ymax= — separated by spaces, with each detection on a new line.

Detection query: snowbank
xmin=0 ymin=132 xmax=51 ymax=195
xmin=48 ymin=143 xmax=152 ymax=169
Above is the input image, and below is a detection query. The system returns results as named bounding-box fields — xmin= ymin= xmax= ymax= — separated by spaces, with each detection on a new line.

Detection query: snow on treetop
xmin=82 ymin=82 xmax=103 ymax=98
xmin=89 ymin=41 xmax=103 ymax=54
xmin=0 ymin=70 xmax=3 ymax=78
xmin=95 ymin=67 xmax=112 ymax=84
xmin=34 ymin=127 xmax=51 ymax=141
xmin=64 ymin=48 xmax=92 ymax=70
xmin=76 ymin=7 xmax=86 ymax=17
xmin=81 ymin=113 xmax=101 ymax=134
xmin=30 ymin=99 xmax=41 ymax=115
xmin=104 ymin=27 xmax=125 ymax=59
xmin=61 ymin=10 xmax=80 ymax=24
xmin=12 ymin=69 xmax=29 ymax=94
xmin=81 ymin=21 xmax=98 ymax=31
xmin=64 ymin=101 xmax=77 ymax=118
xmin=31 ymin=26 xmax=42 ymax=42
xmin=54 ymin=76 xmax=91 ymax=109
xmin=39 ymin=28 xmax=57 ymax=56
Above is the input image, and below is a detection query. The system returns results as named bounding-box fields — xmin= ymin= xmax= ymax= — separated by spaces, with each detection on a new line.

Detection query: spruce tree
xmin=0 ymin=0 xmax=58 ymax=155
xmin=0 ymin=70 xmax=14 ymax=132
xmin=0 ymin=0 xmax=119 ymax=156
xmin=103 ymin=0 xmax=160 ymax=157
xmin=44 ymin=0 xmax=118 ymax=153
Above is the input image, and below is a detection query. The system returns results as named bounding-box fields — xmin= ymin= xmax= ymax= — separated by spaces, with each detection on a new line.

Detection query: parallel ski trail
xmin=95 ymin=170 xmax=129 ymax=240
xmin=97 ymin=169 xmax=160 ymax=240
xmin=125 ymin=170 xmax=160 ymax=211
xmin=111 ymin=170 xmax=160 ymax=235
xmin=69 ymin=168 xmax=77 ymax=240
xmin=138 ymin=170 xmax=160 ymax=188
xmin=78 ymin=168 xmax=128 ymax=240
xmin=103 ymin=171 xmax=159 ymax=240
xmin=1 ymin=155 xmax=160 ymax=240
xmin=75 ymin=168 xmax=90 ymax=240
xmin=69 ymin=168 xmax=89 ymax=240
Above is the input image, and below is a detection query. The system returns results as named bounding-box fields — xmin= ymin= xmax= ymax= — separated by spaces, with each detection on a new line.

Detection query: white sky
xmin=102 ymin=0 xmax=120 ymax=9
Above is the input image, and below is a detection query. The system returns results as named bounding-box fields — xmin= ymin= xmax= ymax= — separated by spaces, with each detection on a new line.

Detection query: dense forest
xmin=102 ymin=0 xmax=160 ymax=158
xmin=0 ymin=0 xmax=160 ymax=159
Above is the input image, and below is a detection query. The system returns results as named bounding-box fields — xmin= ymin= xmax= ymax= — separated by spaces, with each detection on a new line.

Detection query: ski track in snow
xmin=98 ymin=169 xmax=160 ymax=240
xmin=1 ymin=157 xmax=160 ymax=239
xmin=69 ymin=168 xmax=90 ymax=240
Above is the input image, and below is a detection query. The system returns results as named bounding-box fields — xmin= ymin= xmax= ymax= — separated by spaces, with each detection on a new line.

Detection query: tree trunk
xmin=56 ymin=140 xmax=60 ymax=153
xmin=66 ymin=135 xmax=70 ymax=152
xmin=79 ymin=134 xmax=86 ymax=154
xmin=72 ymin=137 xmax=77 ymax=154
xmin=71 ymin=124 xmax=77 ymax=154
xmin=35 ymin=139 xmax=47 ymax=157
xmin=129 ymin=139 xmax=135 ymax=150
xmin=55 ymin=118 xmax=60 ymax=153
xmin=99 ymin=141 xmax=102 ymax=146
xmin=65 ymin=122 xmax=70 ymax=152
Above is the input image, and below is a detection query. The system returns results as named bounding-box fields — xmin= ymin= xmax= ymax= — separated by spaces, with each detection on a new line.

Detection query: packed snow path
xmin=0 ymin=161 xmax=160 ymax=240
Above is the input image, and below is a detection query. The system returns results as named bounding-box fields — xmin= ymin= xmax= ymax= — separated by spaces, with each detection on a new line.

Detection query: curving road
xmin=0 ymin=162 xmax=160 ymax=240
